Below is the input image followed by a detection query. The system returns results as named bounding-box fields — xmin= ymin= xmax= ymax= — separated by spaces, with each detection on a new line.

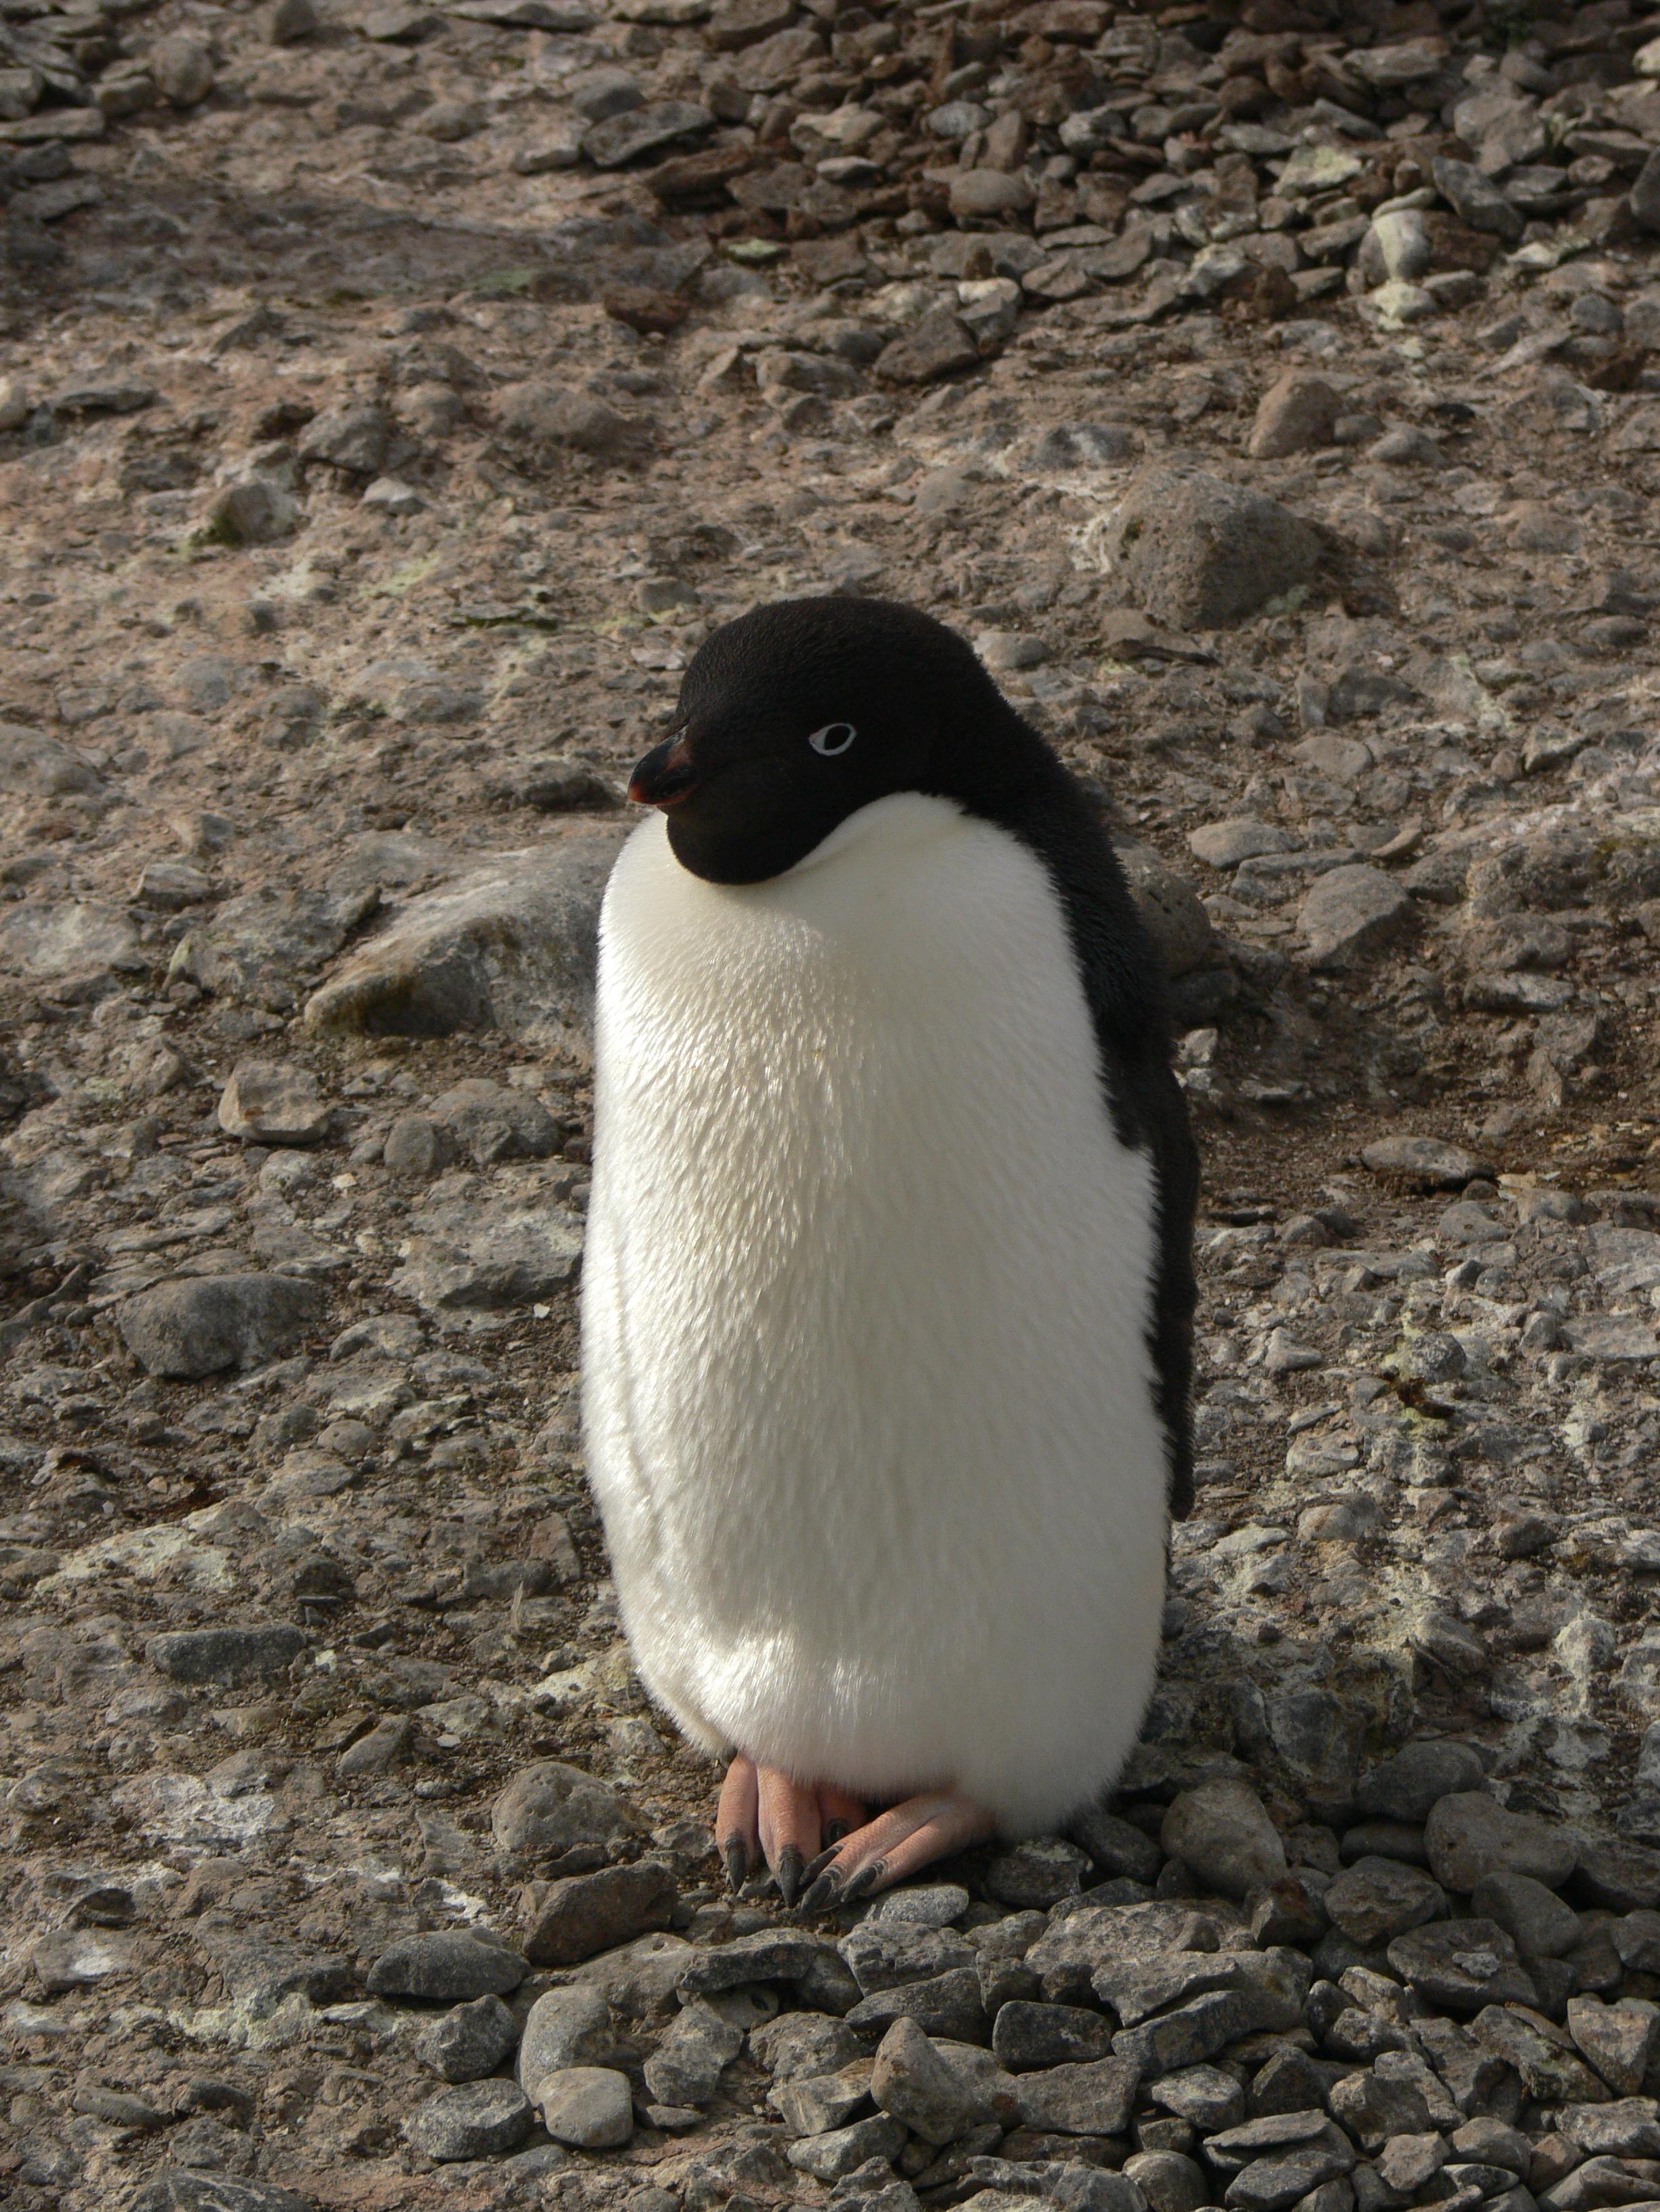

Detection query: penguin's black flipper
xmin=976 ymin=761 xmax=1201 ymax=1522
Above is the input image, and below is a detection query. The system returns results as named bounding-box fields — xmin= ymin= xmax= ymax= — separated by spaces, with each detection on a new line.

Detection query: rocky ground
xmin=7 ymin=0 xmax=1660 ymax=2205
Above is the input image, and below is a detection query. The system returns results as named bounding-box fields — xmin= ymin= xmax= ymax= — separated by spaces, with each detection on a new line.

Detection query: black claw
xmin=823 ymin=1818 xmax=853 ymax=1846
xmin=722 ymin=1838 xmax=748 ymax=1895
xmin=776 ymin=1843 xmax=805 ymax=1908
xmin=842 ymin=1860 xmax=883 ymax=1904
xmin=798 ymin=1870 xmax=842 ymax=1917
xmin=801 ymin=1842 xmax=841 ymax=1887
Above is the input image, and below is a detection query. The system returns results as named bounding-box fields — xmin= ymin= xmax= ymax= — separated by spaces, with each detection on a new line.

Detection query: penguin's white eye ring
xmin=808 ymin=721 xmax=856 ymax=757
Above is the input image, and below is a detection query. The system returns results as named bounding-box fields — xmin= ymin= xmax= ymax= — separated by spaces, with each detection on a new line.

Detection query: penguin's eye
xmin=808 ymin=722 xmax=856 ymax=757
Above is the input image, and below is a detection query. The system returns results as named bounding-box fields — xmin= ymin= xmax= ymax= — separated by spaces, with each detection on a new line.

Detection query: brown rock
xmin=522 ymin=1862 xmax=679 ymax=1967
xmin=1248 ymin=371 xmax=1339 ymax=459
xmin=875 ymin=308 xmax=981 ymax=385
xmin=949 ymin=169 xmax=1035 ymax=222
xmin=604 ymin=287 xmax=689 ymax=336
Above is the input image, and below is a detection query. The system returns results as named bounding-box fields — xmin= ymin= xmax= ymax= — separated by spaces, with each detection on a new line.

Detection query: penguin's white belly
xmin=581 ymin=792 xmax=1166 ymax=1834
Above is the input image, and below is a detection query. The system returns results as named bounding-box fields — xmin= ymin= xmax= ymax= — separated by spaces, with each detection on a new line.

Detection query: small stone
xmin=298 ymin=405 xmax=390 ymax=476
xmin=367 ymin=1930 xmax=529 ymax=2003
xmin=513 ymin=759 xmax=619 ymax=813
xmin=985 ymin=1838 xmax=1090 ymax=1908
xmin=408 ymin=2078 xmax=533 ymax=2162
xmin=496 ymin=383 xmax=634 ymax=460
xmin=1555 ymin=2099 xmax=1660 ymax=2158
xmin=492 ymin=1760 xmax=641 ymax=1858
xmin=1111 ymin=1989 xmax=1250 ymax=2074
xmin=265 ymin=0 xmax=318 ymax=41
xmin=1357 ymin=1150 xmax=1488 ymax=1199
xmin=1069 ymin=1808 xmax=1164 ymax=1886
xmin=418 ymin=1994 xmax=521 ymax=2083
xmin=1387 ymin=1920 xmax=1537 ymax=2014
xmin=1299 ymin=866 xmax=1415 ymax=972
xmin=992 ymin=2002 xmax=1116 ymax=2072
xmin=1149 ymin=2063 xmax=1246 ymax=2131
xmin=1468 ymin=2009 xmax=1610 ymax=2106
xmin=1632 ymin=150 xmax=1660 ymax=235
xmin=523 ymin=1862 xmax=677 ymax=1967
xmin=1377 ymin=2134 xmax=1448 ymax=2192
xmin=31 ymin=1929 xmax=132 ymax=1995
xmin=1161 ymin=1779 xmax=1288 ymax=1899
xmin=383 ymin=1115 xmax=454 ymax=1177
xmin=1470 ymin=1873 xmax=1582 ymax=1960
xmin=1226 ymin=2124 xmax=1358 ymax=2211
xmin=844 ymin=1967 xmax=988 ymax=2045
xmin=1189 ymin=819 xmax=1299 ymax=870
xmin=1360 ymin=209 xmax=1431 ymax=285
xmin=153 ymin=33 xmax=215 ymax=105
xmin=148 ymin=1625 xmax=308 ymax=1688
xmin=787 ymin=2112 xmax=908 ymax=2181
xmin=1451 ymin=2118 xmax=1530 ymax=2175
xmin=1248 ymin=372 xmax=1339 ymax=459
xmin=772 ymin=2058 xmax=877 ymax=2137
xmin=949 ymin=169 xmax=1035 ymax=222
xmin=1115 ymin=845 xmax=1218 ymax=982
xmin=570 ymin=65 xmax=642 ymax=120
xmin=1206 ymin=2112 xmax=1315 ymax=2171
xmin=1014 ymin=2056 xmax=1140 ymax=2137
xmin=873 ymin=1885 xmax=972 ymax=1930
xmin=518 ymin=1988 xmax=615 ymax=2091
xmin=1573 ymin=1840 xmax=1660 ymax=1914
xmin=1614 ymin=1912 xmax=1660 ymax=1973
xmin=643 ymin=1998 xmax=740 ymax=2116
xmin=1565 ymin=1998 xmax=1660 ymax=2097
xmin=1103 ymin=464 xmax=1328 ymax=629
xmin=1431 ymin=157 xmax=1523 ymax=245
xmin=583 ymin=100 xmax=713 ymax=168
xmin=1128 ymin=2150 xmax=1209 ymax=2212
xmin=536 ymin=2065 xmax=635 ymax=2148
xmin=201 ymin=479 xmax=298 ymax=546
xmin=753 ymin=2013 xmax=863 ymax=2081
xmin=1324 ymin=1859 xmax=1446 ymax=1948
xmin=875 ymin=308 xmax=981 ymax=386
xmin=1425 ymin=1794 xmax=1578 ymax=1894
xmin=872 ymin=2016 xmax=974 ymax=2144
xmin=118 ymin=1273 xmax=324 ymax=1378
xmin=1330 ymin=2068 xmax=1434 ymax=2148
xmin=682 ymin=1929 xmax=842 ymax=1994
xmin=218 ymin=1059 xmax=330 ymax=1145
xmin=71 ymin=2087 xmax=167 ymax=2129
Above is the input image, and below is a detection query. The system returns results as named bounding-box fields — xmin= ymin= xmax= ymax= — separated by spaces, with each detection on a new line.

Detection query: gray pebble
xmin=366 ymin=1930 xmax=528 ymax=2003
xmin=992 ymin=2000 xmax=1117 ymax=2072
xmin=417 ymin=1994 xmax=521 ymax=2083
xmin=536 ymin=2065 xmax=634 ymax=2149
xmin=407 ymin=2078 xmax=532 ymax=2162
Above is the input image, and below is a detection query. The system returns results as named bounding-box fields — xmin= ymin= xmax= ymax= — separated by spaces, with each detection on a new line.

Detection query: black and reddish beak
xmin=628 ymin=733 xmax=699 ymax=808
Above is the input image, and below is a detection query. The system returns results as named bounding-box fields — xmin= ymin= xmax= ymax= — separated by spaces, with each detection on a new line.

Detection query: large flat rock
xmin=304 ymin=824 xmax=627 ymax=1050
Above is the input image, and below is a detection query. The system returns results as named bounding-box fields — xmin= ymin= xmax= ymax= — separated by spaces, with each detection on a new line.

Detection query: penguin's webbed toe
xmin=715 ymin=1755 xmax=866 ymax=1906
xmin=797 ymin=1792 xmax=997 ymax=1916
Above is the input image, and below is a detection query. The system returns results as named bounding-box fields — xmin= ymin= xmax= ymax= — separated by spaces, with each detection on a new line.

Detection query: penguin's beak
xmin=628 ymin=733 xmax=700 ymax=809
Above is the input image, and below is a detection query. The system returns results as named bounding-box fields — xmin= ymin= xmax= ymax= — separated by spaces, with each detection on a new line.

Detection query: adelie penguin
xmin=582 ymin=595 xmax=1198 ymax=1912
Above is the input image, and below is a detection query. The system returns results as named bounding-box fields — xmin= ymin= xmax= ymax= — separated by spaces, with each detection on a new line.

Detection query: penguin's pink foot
xmin=716 ymin=1755 xmax=867 ymax=1906
xmin=797 ymin=1792 xmax=998 ymax=1916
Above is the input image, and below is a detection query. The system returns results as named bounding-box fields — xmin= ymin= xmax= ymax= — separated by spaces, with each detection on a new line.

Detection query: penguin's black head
xmin=628 ymin=595 xmax=1028 ymax=884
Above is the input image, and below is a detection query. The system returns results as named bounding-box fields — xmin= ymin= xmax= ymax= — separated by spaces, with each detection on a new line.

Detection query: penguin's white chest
xmin=581 ymin=793 xmax=1167 ymax=1834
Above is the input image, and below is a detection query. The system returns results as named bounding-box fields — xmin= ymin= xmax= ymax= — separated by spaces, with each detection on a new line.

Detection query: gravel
xmin=13 ymin=0 xmax=1660 ymax=2200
